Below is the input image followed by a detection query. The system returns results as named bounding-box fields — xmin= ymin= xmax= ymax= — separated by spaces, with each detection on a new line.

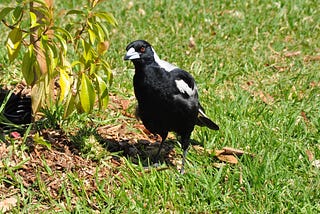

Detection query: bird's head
xmin=124 ymin=40 xmax=155 ymax=65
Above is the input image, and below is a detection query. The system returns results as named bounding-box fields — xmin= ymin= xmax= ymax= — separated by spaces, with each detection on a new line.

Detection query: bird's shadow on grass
xmin=99 ymin=137 xmax=177 ymax=167
xmin=71 ymin=126 xmax=179 ymax=167
xmin=70 ymin=125 xmax=204 ymax=169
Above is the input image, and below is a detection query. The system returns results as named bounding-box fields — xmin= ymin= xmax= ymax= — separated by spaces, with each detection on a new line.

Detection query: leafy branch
xmin=1 ymin=0 xmax=117 ymax=118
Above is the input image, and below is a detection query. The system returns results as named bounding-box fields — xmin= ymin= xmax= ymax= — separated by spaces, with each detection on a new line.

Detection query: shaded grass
xmin=1 ymin=0 xmax=320 ymax=213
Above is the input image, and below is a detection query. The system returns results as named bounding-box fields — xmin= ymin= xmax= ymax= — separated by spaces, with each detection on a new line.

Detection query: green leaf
xmin=94 ymin=12 xmax=117 ymax=26
xmin=80 ymin=73 xmax=95 ymax=113
xmin=6 ymin=28 xmax=22 ymax=61
xmin=93 ymin=23 xmax=105 ymax=42
xmin=63 ymin=93 xmax=76 ymax=118
xmin=96 ymin=75 xmax=109 ymax=109
xmin=81 ymin=39 xmax=96 ymax=64
xmin=53 ymin=26 xmax=73 ymax=42
xmin=41 ymin=38 xmax=57 ymax=74
xmin=12 ymin=6 xmax=23 ymax=23
xmin=101 ymin=60 xmax=113 ymax=85
xmin=55 ymin=34 xmax=68 ymax=54
xmin=94 ymin=22 xmax=110 ymax=40
xmin=66 ymin=9 xmax=85 ymax=16
xmin=34 ymin=132 xmax=51 ymax=150
xmin=0 ymin=7 xmax=14 ymax=20
xmin=59 ymin=67 xmax=71 ymax=103
xmin=22 ymin=45 xmax=35 ymax=85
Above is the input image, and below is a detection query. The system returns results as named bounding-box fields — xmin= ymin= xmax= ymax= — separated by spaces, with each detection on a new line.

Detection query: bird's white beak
xmin=124 ymin=47 xmax=140 ymax=60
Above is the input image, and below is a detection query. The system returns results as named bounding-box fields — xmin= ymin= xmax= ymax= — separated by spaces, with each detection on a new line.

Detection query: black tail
xmin=196 ymin=106 xmax=219 ymax=130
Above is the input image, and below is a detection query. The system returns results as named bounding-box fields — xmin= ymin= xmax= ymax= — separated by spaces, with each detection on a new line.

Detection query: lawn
xmin=0 ymin=0 xmax=319 ymax=213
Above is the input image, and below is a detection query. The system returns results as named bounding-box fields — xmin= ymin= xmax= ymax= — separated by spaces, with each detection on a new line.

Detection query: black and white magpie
xmin=124 ymin=40 xmax=219 ymax=173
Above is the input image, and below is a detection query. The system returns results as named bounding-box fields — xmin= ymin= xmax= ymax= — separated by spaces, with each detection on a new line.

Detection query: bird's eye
xmin=140 ymin=46 xmax=146 ymax=53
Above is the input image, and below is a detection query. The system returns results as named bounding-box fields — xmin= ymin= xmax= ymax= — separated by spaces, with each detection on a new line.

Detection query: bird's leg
xmin=154 ymin=141 xmax=163 ymax=162
xmin=180 ymin=134 xmax=191 ymax=174
xmin=153 ymin=133 xmax=168 ymax=165
xmin=180 ymin=147 xmax=189 ymax=174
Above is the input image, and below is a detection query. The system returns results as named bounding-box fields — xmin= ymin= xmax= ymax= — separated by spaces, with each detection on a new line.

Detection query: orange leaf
xmin=306 ymin=150 xmax=314 ymax=162
xmin=217 ymin=154 xmax=238 ymax=164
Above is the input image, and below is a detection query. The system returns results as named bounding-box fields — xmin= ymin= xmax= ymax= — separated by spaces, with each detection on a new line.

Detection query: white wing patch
xmin=175 ymin=79 xmax=196 ymax=96
xmin=152 ymin=48 xmax=178 ymax=72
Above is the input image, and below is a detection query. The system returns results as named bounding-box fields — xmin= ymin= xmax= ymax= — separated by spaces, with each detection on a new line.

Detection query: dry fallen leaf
xmin=214 ymin=149 xmax=225 ymax=156
xmin=301 ymin=111 xmax=310 ymax=125
xmin=217 ymin=154 xmax=238 ymax=164
xmin=120 ymin=99 xmax=131 ymax=111
xmin=284 ymin=51 xmax=301 ymax=58
xmin=306 ymin=150 xmax=314 ymax=161
xmin=0 ymin=197 xmax=18 ymax=213
xmin=272 ymin=65 xmax=288 ymax=72
xmin=189 ymin=37 xmax=196 ymax=48
xmin=138 ymin=8 xmax=146 ymax=16
xmin=223 ymin=147 xmax=246 ymax=156
xmin=304 ymin=55 xmax=320 ymax=62
xmin=309 ymin=81 xmax=320 ymax=88
xmin=258 ymin=91 xmax=274 ymax=105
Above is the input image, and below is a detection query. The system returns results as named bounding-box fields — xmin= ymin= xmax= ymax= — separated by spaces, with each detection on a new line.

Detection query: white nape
xmin=152 ymin=48 xmax=178 ymax=72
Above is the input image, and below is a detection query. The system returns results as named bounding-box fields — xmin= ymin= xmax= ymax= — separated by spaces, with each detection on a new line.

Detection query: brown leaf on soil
xmin=120 ymin=99 xmax=131 ymax=111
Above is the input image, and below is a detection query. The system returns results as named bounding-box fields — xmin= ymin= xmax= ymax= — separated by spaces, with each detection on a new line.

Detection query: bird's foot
xmin=179 ymin=167 xmax=185 ymax=175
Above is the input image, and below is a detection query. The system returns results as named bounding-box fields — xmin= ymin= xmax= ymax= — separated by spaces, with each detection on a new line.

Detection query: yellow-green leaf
xmin=6 ymin=28 xmax=22 ymax=61
xmin=22 ymin=45 xmax=35 ymax=85
xmin=53 ymin=26 xmax=73 ymax=42
xmin=30 ymin=11 xmax=40 ymax=29
xmin=31 ymin=79 xmax=45 ymax=114
xmin=81 ymin=39 xmax=94 ymax=63
xmin=63 ymin=93 xmax=76 ymax=118
xmin=80 ymin=73 xmax=95 ymax=113
xmin=66 ymin=9 xmax=85 ymax=16
xmin=34 ymin=132 xmax=51 ymax=149
xmin=88 ymin=29 xmax=96 ymax=44
xmin=96 ymin=75 xmax=109 ymax=109
xmin=59 ymin=67 xmax=71 ymax=103
xmin=94 ymin=12 xmax=117 ymax=26
xmin=55 ymin=34 xmax=68 ymax=55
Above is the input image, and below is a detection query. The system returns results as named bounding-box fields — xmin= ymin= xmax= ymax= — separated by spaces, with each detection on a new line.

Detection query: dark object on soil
xmin=0 ymin=89 xmax=32 ymax=127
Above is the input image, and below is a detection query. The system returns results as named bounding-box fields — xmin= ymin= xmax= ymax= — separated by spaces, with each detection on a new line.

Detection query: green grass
xmin=1 ymin=0 xmax=320 ymax=213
